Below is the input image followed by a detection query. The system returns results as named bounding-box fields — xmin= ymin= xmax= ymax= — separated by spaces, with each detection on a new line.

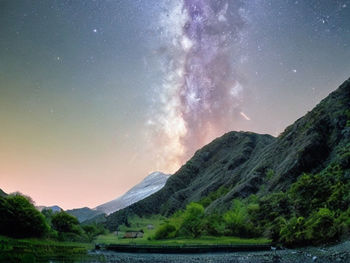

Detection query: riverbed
xmin=5 ymin=240 xmax=348 ymax=262
xmin=81 ymin=241 xmax=350 ymax=263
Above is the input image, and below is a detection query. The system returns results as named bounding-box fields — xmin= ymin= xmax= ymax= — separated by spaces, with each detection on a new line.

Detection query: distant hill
xmin=81 ymin=213 xmax=107 ymax=225
xmin=0 ymin=189 xmax=7 ymax=197
xmin=66 ymin=207 xmax=104 ymax=223
xmin=36 ymin=205 xmax=62 ymax=212
xmin=95 ymin=171 xmax=170 ymax=215
xmin=106 ymin=78 xmax=350 ymax=230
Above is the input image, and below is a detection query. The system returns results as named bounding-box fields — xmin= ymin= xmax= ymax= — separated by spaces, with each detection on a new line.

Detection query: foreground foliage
xmin=0 ymin=193 xmax=107 ymax=244
xmin=0 ymin=235 xmax=93 ymax=263
xmin=151 ymin=152 xmax=350 ymax=247
xmin=0 ymin=194 xmax=49 ymax=238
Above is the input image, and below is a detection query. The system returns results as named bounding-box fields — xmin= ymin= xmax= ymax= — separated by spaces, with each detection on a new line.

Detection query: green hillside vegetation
xmin=149 ymin=162 xmax=349 ymax=246
xmin=0 ymin=193 xmax=107 ymax=261
xmin=106 ymin=78 xmax=350 ymax=247
xmin=0 ymin=193 xmax=108 ymax=243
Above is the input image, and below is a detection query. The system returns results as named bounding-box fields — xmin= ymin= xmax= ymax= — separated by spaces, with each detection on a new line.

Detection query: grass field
xmin=0 ymin=235 xmax=94 ymax=262
xmin=96 ymin=233 xmax=271 ymax=246
xmin=95 ymin=215 xmax=271 ymax=246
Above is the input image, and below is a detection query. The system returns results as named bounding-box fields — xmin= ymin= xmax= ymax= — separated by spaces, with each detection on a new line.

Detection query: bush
xmin=280 ymin=216 xmax=306 ymax=246
xmin=223 ymin=200 xmax=256 ymax=237
xmin=178 ymin=203 xmax=204 ymax=238
xmin=154 ymin=224 xmax=176 ymax=240
xmin=202 ymin=213 xmax=225 ymax=236
xmin=304 ymin=208 xmax=338 ymax=244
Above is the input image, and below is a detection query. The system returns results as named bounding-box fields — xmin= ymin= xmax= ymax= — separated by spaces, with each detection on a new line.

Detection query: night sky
xmin=1 ymin=0 xmax=350 ymax=209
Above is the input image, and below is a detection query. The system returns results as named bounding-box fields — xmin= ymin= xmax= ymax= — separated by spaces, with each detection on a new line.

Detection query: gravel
xmin=78 ymin=241 xmax=350 ymax=263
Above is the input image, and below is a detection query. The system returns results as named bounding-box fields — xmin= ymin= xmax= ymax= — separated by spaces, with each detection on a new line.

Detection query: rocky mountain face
xmin=95 ymin=172 xmax=170 ymax=215
xmin=105 ymin=78 xmax=350 ymax=231
xmin=65 ymin=171 xmax=170 ymax=223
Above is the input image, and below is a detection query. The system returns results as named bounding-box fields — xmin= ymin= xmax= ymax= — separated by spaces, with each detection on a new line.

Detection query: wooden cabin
xmin=123 ymin=230 xmax=144 ymax=238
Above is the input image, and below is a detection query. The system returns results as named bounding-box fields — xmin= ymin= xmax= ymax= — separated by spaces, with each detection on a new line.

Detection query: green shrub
xmin=154 ymin=224 xmax=176 ymax=240
xmin=280 ymin=216 xmax=306 ymax=246
xmin=223 ymin=200 xmax=256 ymax=237
xmin=266 ymin=169 xmax=275 ymax=180
xmin=178 ymin=203 xmax=204 ymax=238
xmin=202 ymin=213 xmax=225 ymax=236
xmin=304 ymin=208 xmax=338 ymax=245
xmin=198 ymin=187 xmax=229 ymax=208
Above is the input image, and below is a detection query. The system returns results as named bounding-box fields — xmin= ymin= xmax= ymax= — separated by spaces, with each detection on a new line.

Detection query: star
xmin=93 ymin=29 xmax=98 ymax=33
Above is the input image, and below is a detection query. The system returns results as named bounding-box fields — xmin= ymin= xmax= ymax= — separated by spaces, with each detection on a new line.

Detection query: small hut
xmin=123 ymin=230 xmax=144 ymax=238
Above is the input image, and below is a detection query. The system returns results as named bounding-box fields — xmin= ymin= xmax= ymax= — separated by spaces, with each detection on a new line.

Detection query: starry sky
xmin=1 ymin=0 xmax=350 ymax=209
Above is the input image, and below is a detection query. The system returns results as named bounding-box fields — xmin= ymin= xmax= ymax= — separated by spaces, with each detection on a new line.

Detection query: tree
xmin=0 ymin=194 xmax=49 ymax=238
xmin=51 ymin=211 xmax=81 ymax=234
xmin=224 ymin=199 xmax=254 ymax=237
xmin=82 ymin=224 xmax=106 ymax=242
xmin=179 ymin=203 xmax=204 ymax=238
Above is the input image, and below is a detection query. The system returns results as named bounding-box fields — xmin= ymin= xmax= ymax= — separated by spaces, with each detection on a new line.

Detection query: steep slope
xmin=106 ymin=78 xmax=350 ymax=230
xmin=211 ymin=77 xmax=350 ymax=211
xmin=106 ymin=132 xmax=275 ymax=229
xmin=95 ymin=172 xmax=170 ymax=215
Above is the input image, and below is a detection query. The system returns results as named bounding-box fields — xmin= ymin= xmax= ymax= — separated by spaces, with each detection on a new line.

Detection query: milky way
xmin=148 ymin=0 xmax=247 ymax=173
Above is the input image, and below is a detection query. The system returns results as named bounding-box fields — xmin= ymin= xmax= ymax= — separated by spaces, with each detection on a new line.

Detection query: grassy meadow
xmin=95 ymin=214 xmax=271 ymax=246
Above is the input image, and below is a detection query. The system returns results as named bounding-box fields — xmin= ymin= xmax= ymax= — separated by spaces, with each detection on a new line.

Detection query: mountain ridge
xmin=105 ymin=78 xmax=350 ymax=231
xmin=66 ymin=171 xmax=170 ymax=222
xmin=95 ymin=171 xmax=170 ymax=215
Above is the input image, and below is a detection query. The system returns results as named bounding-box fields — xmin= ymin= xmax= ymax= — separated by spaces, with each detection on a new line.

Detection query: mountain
xmin=37 ymin=205 xmax=62 ymax=212
xmin=95 ymin=171 xmax=171 ymax=215
xmin=0 ymin=189 xmax=7 ymax=197
xmin=66 ymin=207 xmax=104 ymax=223
xmin=105 ymin=78 xmax=350 ymax=231
xmin=65 ymin=171 xmax=170 ymax=222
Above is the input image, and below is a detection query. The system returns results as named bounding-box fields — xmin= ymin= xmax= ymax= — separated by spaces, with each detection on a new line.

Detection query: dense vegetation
xmin=0 ymin=194 xmax=49 ymax=238
xmin=252 ymin=161 xmax=350 ymax=246
xmin=152 ymin=156 xmax=350 ymax=246
xmin=0 ymin=193 xmax=107 ymax=243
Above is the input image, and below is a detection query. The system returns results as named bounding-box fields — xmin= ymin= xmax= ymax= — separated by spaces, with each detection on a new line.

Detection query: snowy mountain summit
xmin=95 ymin=171 xmax=170 ymax=215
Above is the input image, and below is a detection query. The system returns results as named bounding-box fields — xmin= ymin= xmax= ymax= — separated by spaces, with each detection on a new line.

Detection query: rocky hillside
xmin=106 ymin=78 xmax=350 ymax=231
